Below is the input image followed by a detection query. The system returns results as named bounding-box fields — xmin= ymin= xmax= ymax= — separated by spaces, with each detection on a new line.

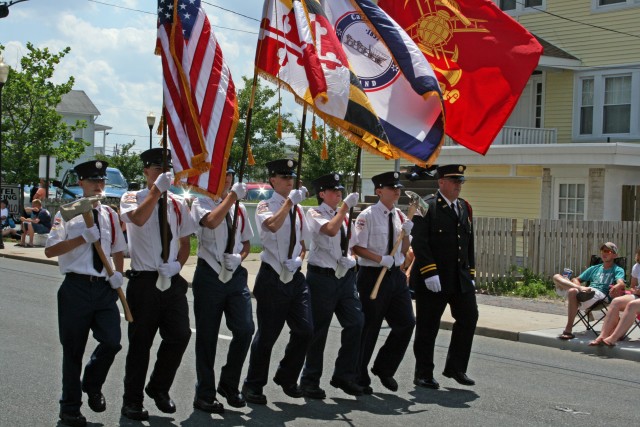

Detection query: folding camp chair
xmin=573 ymin=255 xmax=627 ymax=336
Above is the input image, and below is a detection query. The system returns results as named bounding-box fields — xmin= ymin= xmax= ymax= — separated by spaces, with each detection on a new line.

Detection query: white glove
xmin=82 ymin=225 xmax=100 ymax=244
xmin=231 ymin=182 xmax=247 ymax=200
xmin=158 ymin=261 xmax=181 ymax=277
xmin=284 ymin=256 xmax=302 ymax=272
xmin=338 ymin=256 xmax=357 ymax=270
xmin=108 ymin=271 xmax=124 ymax=289
xmin=379 ymin=255 xmax=394 ymax=269
xmin=154 ymin=172 xmax=173 ymax=193
xmin=288 ymin=188 xmax=307 ymax=205
xmin=424 ymin=275 xmax=442 ymax=292
xmin=343 ymin=192 xmax=359 ymax=209
xmin=471 ymin=279 xmax=476 ymax=287
xmin=223 ymin=253 xmax=242 ymax=271
xmin=401 ymin=219 xmax=414 ymax=234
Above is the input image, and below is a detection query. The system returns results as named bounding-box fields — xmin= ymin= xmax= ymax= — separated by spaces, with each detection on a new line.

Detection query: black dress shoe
xmin=301 ymin=384 xmax=326 ymax=399
xmin=145 ymin=385 xmax=176 ymax=413
xmin=86 ymin=391 xmax=106 ymax=412
xmin=241 ymin=384 xmax=267 ymax=405
xmin=371 ymin=369 xmax=398 ymax=392
xmin=414 ymin=377 xmax=440 ymax=389
xmin=193 ymin=397 xmax=225 ymax=414
xmin=217 ymin=384 xmax=246 ymax=408
xmin=330 ymin=378 xmax=364 ymax=396
xmin=59 ymin=411 xmax=87 ymax=427
xmin=273 ymin=377 xmax=304 ymax=398
xmin=442 ymin=370 xmax=475 ymax=386
xmin=361 ymin=385 xmax=373 ymax=395
xmin=121 ymin=403 xmax=149 ymax=421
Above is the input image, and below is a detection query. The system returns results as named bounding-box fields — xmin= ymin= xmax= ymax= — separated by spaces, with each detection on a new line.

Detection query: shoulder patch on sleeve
xmin=122 ymin=192 xmax=137 ymax=204
xmin=355 ymin=218 xmax=366 ymax=230
xmin=257 ymin=201 xmax=269 ymax=214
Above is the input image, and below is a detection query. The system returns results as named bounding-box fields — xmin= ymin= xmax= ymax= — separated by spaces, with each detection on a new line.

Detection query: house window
xmin=580 ymin=78 xmax=594 ymax=135
xmin=603 ymin=75 xmax=631 ymax=134
xmin=498 ymin=0 xmax=544 ymax=12
xmin=574 ymin=69 xmax=639 ymax=140
xmin=535 ymin=82 xmax=543 ymax=128
xmin=592 ymin=0 xmax=640 ymax=11
xmin=558 ymin=183 xmax=585 ymax=221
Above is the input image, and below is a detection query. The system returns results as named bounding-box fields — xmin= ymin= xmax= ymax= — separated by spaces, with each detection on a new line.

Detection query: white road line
xmin=119 ymin=313 xmax=232 ymax=340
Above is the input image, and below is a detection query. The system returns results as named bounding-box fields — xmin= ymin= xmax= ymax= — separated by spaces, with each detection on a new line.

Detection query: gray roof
xmin=534 ymin=34 xmax=579 ymax=61
xmin=56 ymin=90 xmax=101 ymax=116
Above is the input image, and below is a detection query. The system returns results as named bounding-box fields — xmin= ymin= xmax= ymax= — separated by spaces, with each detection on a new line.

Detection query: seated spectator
xmin=0 ymin=199 xmax=8 ymax=228
xmin=34 ymin=178 xmax=47 ymax=202
xmin=17 ymin=199 xmax=51 ymax=247
xmin=589 ymin=247 xmax=640 ymax=346
xmin=552 ymin=242 xmax=626 ymax=340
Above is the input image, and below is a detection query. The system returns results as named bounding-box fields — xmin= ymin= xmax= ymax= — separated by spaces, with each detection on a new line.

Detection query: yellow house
xmin=362 ymin=0 xmax=640 ymax=221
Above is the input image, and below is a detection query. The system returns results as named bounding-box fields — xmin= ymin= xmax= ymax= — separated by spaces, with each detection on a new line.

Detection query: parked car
xmin=245 ymin=182 xmax=273 ymax=202
xmin=53 ymin=167 xmax=130 ymax=200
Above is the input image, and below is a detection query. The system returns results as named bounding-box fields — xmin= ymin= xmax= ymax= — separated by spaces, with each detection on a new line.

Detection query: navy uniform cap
xmin=266 ymin=159 xmax=297 ymax=177
xmin=226 ymin=167 xmax=236 ymax=176
xmin=140 ymin=148 xmax=172 ymax=168
xmin=372 ymin=171 xmax=403 ymax=189
xmin=74 ymin=160 xmax=109 ymax=180
xmin=312 ymin=173 xmax=344 ymax=193
xmin=436 ymin=164 xmax=466 ymax=180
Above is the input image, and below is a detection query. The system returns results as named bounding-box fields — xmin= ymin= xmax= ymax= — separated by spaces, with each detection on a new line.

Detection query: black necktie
xmin=92 ymin=209 xmax=104 ymax=273
xmin=451 ymin=202 xmax=458 ymax=219
xmin=158 ymin=198 xmax=173 ymax=260
xmin=337 ymin=212 xmax=348 ymax=253
xmin=287 ymin=207 xmax=296 ymax=258
xmin=387 ymin=211 xmax=394 ymax=256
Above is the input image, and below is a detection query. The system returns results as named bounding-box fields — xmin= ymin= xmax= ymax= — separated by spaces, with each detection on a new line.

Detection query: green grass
xmin=477 ymin=265 xmax=561 ymax=299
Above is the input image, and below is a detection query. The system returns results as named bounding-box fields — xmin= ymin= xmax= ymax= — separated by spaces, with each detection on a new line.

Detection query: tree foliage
xmin=228 ymin=76 xmax=296 ymax=182
xmin=301 ymin=125 xmax=360 ymax=194
xmin=0 ymin=43 xmax=88 ymax=188
xmin=95 ymin=141 xmax=143 ymax=185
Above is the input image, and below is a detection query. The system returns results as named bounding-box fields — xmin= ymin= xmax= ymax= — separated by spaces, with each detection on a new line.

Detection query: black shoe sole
xmin=193 ymin=399 xmax=225 ymax=414
xmin=329 ymin=379 xmax=363 ymax=396
xmin=442 ymin=371 xmax=475 ymax=386
xmin=120 ymin=408 xmax=149 ymax=421
xmin=413 ymin=379 xmax=440 ymax=389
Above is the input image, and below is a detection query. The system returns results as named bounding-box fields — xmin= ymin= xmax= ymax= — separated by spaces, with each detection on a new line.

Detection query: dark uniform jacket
xmin=410 ymin=191 xmax=475 ymax=294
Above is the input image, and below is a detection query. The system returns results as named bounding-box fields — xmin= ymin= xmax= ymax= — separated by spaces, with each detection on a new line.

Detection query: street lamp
xmin=146 ymin=112 xmax=156 ymax=150
xmin=0 ymin=55 xmax=10 ymax=250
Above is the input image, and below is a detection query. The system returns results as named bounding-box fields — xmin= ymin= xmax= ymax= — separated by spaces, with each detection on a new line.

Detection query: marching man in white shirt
xmin=46 ymin=160 xmax=127 ymax=427
xmin=300 ymin=173 xmax=364 ymax=399
xmin=119 ymin=148 xmax=197 ymax=420
xmin=191 ymin=168 xmax=254 ymax=413
xmin=242 ymin=159 xmax=313 ymax=405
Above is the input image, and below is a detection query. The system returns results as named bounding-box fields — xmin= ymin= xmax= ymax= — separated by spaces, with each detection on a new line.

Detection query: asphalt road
xmin=1 ymin=258 xmax=639 ymax=427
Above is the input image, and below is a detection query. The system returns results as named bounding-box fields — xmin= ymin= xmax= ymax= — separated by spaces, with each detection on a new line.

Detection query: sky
xmin=1 ymin=0 xmax=275 ymax=156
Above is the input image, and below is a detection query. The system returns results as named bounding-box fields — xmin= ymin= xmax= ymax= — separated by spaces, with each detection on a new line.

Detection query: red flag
xmin=156 ymin=0 xmax=239 ymax=197
xmin=378 ymin=0 xmax=543 ymax=155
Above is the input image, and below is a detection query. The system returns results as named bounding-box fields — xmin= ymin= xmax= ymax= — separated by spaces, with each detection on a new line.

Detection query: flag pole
xmin=160 ymin=102 xmax=170 ymax=264
xmin=344 ymin=147 xmax=362 ymax=256
xmin=287 ymin=103 xmax=307 ymax=259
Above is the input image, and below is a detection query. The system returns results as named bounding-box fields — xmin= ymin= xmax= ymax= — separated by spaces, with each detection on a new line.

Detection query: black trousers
xmin=58 ymin=274 xmax=122 ymax=413
xmin=192 ymin=259 xmax=254 ymax=400
xmin=301 ymin=266 xmax=363 ymax=386
xmin=356 ymin=266 xmax=415 ymax=386
xmin=244 ymin=263 xmax=313 ymax=390
xmin=414 ymin=289 xmax=478 ymax=377
xmin=123 ymin=272 xmax=191 ymax=405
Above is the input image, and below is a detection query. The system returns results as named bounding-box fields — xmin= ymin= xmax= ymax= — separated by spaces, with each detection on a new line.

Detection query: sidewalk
xmin=2 ymin=244 xmax=639 ymax=362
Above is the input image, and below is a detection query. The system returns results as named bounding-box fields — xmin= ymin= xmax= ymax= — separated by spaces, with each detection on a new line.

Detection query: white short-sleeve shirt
xmin=120 ymin=189 xmax=197 ymax=271
xmin=256 ymin=192 xmax=307 ymax=272
xmin=46 ymin=204 xmax=127 ymax=276
xmin=191 ymin=196 xmax=254 ymax=273
xmin=353 ymin=201 xmax=407 ymax=267
xmin=306 ymin=202 xmax=354 ymax=269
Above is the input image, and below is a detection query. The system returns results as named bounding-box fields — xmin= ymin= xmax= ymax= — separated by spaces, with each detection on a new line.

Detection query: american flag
xmin=156 ymin=0 xmax=238 ymax=197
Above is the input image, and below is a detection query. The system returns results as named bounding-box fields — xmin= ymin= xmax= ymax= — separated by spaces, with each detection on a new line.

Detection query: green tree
xmin=95 ymin=141 xmax=143 ymax=185
xmin=0 ymin=43 xmax=88 ymax=191
xmin=301 ymin=125 xmax=360 ymax=194
xmin=229 ymin=76 xmax=296 ymax=182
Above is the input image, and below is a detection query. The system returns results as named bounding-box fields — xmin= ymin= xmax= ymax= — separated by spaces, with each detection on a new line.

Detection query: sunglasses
xmin=600 ymin=248 xmax=614 ymax=254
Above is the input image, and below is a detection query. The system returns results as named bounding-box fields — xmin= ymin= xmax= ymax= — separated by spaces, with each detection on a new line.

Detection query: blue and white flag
xmin=321 ymin=0 xmax=445 ymax=166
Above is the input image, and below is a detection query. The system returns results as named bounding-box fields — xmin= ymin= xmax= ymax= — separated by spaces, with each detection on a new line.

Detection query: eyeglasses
xmin=601 ymin=248 xmax=614 ymax=254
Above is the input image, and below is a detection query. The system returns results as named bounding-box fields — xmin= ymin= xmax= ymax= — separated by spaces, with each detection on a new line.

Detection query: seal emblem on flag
xmin=335 ymin=12 xmax=399 ymax=91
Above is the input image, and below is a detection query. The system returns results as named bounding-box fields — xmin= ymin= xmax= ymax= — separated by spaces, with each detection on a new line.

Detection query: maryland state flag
xmin=378 ymin=0 xmax=543 ymax=155
xmin=256 ymin=0 xmax=394 ymax=160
